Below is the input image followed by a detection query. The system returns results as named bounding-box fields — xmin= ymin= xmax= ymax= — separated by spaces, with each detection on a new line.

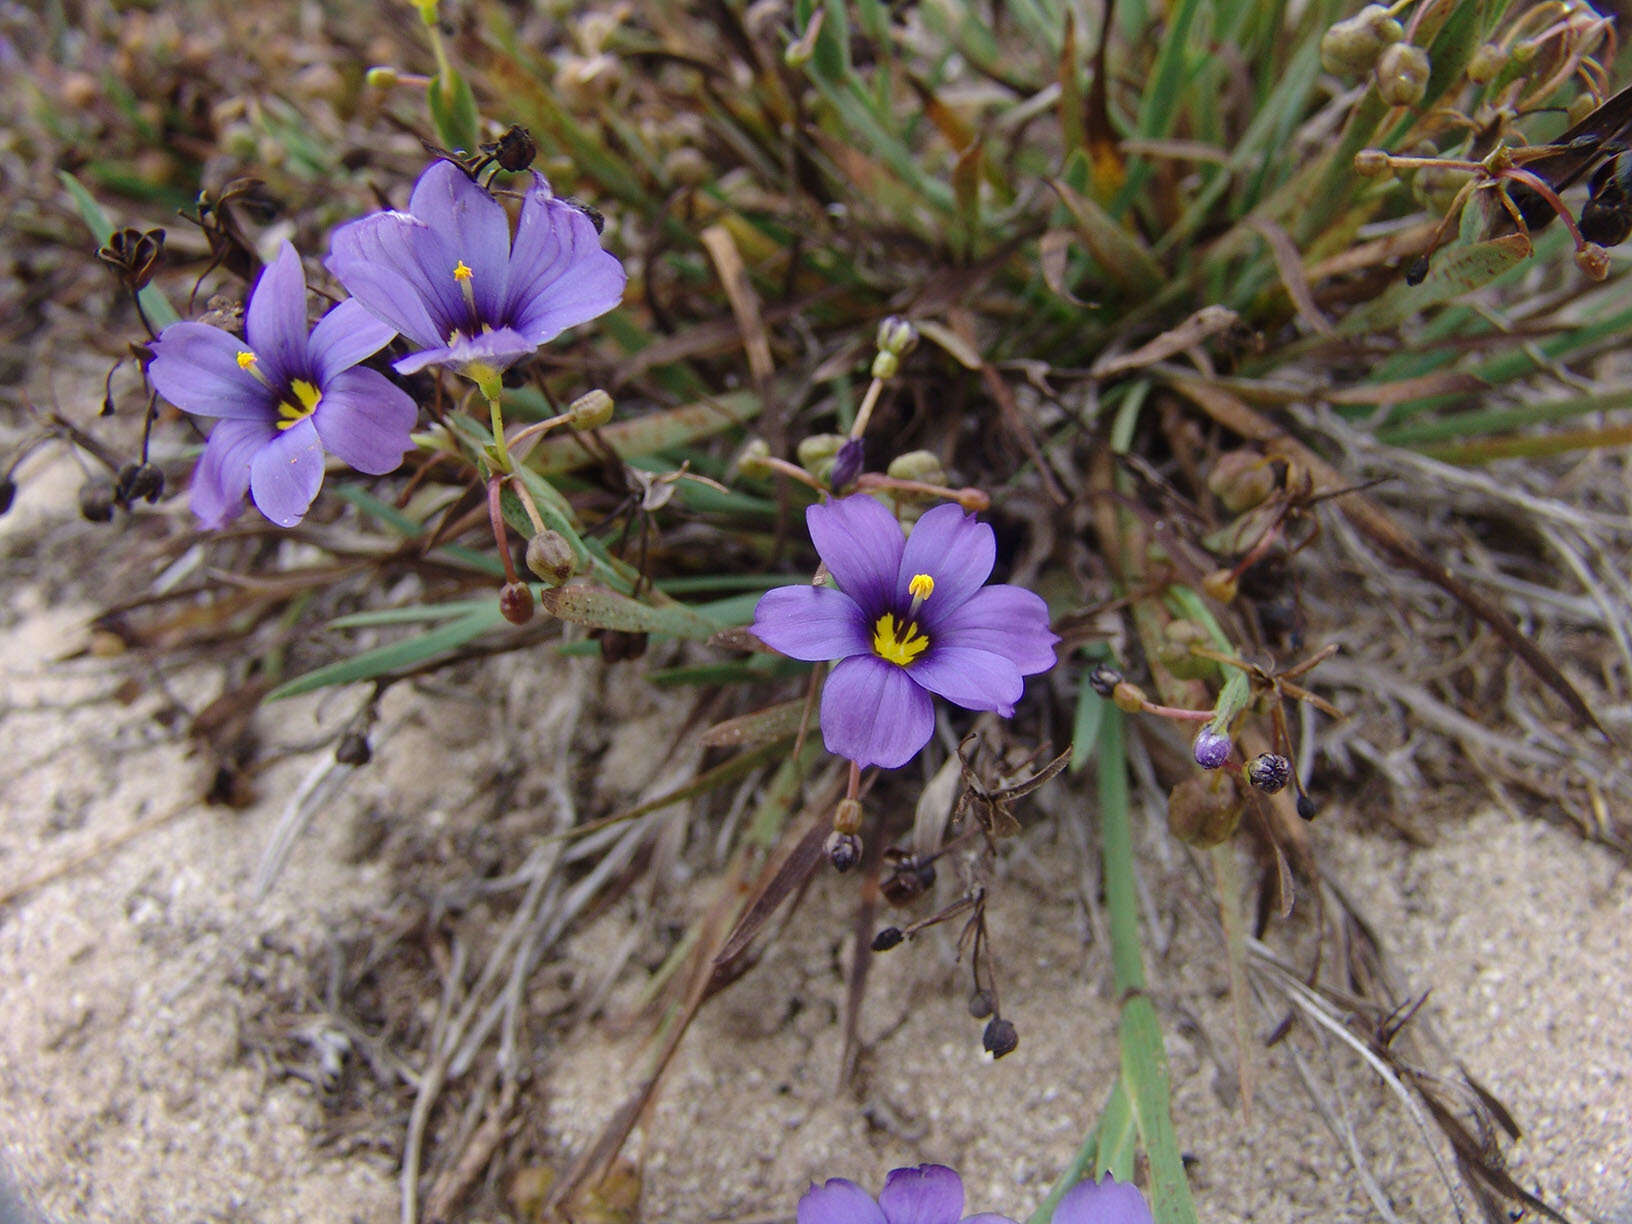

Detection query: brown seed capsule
xmin=1088 ymin=662 xmax=1123 ymax=699
xmin=826 ymin=830 xmax=862 ymax=873
xmin=968 ymin=989 xmax=995 ymax=1019
xmin=334 ymin=731 xmax=372 ymax=766
xmin=1247 ymin=752 xmax=1292 ymax=793
xmin=79 ymin=479 xmax=116 ymax=523
xmin=499 ymin=581 xmax=535 ymax=625
xmin=1167 ymin=771 xmax=1244 ymax=848
xmin=117 ymin=461 xmax=165 ymax=504
xmin=982 ymin=1017 xmax=1019 ymax=1058
xmin=871 ymin=927 xmax=904 ymax=952
xmin=525 ymin=530 xmax=577 ymax=585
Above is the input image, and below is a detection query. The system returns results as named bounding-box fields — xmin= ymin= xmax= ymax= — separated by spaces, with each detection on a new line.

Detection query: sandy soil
xmin=2 ymin=435 xmax=1630 ymax=1224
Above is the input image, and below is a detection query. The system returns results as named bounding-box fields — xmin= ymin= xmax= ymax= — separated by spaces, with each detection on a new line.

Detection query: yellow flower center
xmin=872 ymin=612 xmax=929 ymax=667
xmin=276 ymin=379 xmax=322 ymax=430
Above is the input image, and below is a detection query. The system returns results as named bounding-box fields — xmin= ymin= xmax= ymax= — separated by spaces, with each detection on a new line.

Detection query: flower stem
xmin=487 ymin=476 xmax=520 ymax=584
xmin=849 ymin=376 xmax=885 ymax=440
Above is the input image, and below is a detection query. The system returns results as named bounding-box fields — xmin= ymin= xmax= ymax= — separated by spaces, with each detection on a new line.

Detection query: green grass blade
xmin=265 ymin=606 xmax=503 ymax=700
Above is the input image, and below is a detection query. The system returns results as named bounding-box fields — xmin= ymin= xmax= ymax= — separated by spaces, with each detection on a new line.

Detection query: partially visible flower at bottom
xmin=752 ymin=495 xmax=1059 ymax=770
xmin=1050 ymin=1175 xmax=1154 ymax=1224
xmin=146 ymin=242 xmax=417 ymax=528
xmin=797 ymin=1164 xmax=1015 ymax=1224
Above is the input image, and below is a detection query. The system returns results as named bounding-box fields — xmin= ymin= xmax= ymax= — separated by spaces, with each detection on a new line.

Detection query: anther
xmin=236 ymin=350 xmax=272 ymax=388
xmin=453 ymin=259 xmax=479 ymax=319
xmin=906 ymin=572 xmax=934 ymax=619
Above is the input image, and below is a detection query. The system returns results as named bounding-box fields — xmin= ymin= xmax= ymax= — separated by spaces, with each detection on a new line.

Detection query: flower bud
xmin=735 ymin=437 xmax=774 ymax=478
xmin=828 ymin=438 xmax=864 ymax=491
xmin=1466 ymin=42 xmax=1506 ymax=84
xmin=1167 ymin=771 xmax=1243 ymax=847
xmin=499 ymin=582 xmax=535 ymax=625
xmin=885 ymin=449 xmax=947 ymax=487
xmin=1353 ymin=148 xmax=1394 ymax=179
xmin=525 ymin=530 xmax=577 ymax=585
xmin=870 ymin=350 xmax=900 ymax=380
xmin=568 ymin=388 xmax=614 ymax=430
xmin=1088 ymin=662 xmax=1123 ymax=699
xmin=982 ymin=1017 xmax=1019 ymax=1058
xmin=832 ymin=796 xmax=863 ymax=835
xmin=1111 ymin=680 xmax=1147 ymax=713
xmin=825 ymin=829 xmax=862 ymax=873
xmin=365 ymin=65 xmax=399 ymax=90
xmin=876 ymin=315 xmax=919 ymax=357
xmin=1202 ymin=568 xmax=1239 ymax=603
xmin=79 ymin=479 xmax=116 ymax=522
xmin=1375 ymin=43 xmax=1430 ymax=108
xmin=871 ymin=926 xmax=904 ymax=952
xmin=1247 ymin=752 xmax=1291 ymax=793
xmin=1193 ymin=725 xmax=1232 ymax=770
xmin=335 ymin=731 xmax=372 ymax=766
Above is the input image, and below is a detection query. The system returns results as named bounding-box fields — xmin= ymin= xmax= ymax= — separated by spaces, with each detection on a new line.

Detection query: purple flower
xmin=752 ymin=495 xmax=1058 ymax=769
xmin=325 ymin=161 xmax=626 ymax=377
xmin=1192 ymin=725 xmax=1231 ymax=770
xmin=147 ymin=242 xmax=416 ymax=529
xmin=798 ymin=1164 xmax=1015 ymax=1224
xmin=1050 ymin=1176 xmax=1154 ymax=1224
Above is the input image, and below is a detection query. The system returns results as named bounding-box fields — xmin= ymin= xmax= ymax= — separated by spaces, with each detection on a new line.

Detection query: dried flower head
xmin=146 ymin=243 xmax=416 ymax=528
xmin=752 ymin=495 xmax=1058 ymax=769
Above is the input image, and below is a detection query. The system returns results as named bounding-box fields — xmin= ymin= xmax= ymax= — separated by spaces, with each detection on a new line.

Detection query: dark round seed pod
xmin=1088 ymin=662 xmax=1123 ymax=699
xmin=825 ymin=830 xmax=862 ymax=873
xmin=1296 ymin=793 xmax=1318 ymax=821
xmin=982 ymin=1017 xmax=1019 ymax=1059
xmin=117 ymin=461 xmax=165 ymax=504
xmin=79 ymin=479 xmax=116 ymax=522
xmin=0 ymin=475 xmax=16 ymax=517
xmin=871 ymin=927 xmax=904 ymax=952
xmin=498 ymin=581 xmax=535 ymax=625
xmin=1404 ymin=254 xmax=1431 ymax=285
xmin=334 ymin=731 xmax=372 ymax=766
xmin=968 ymin=989 xmax=995 ymax=1019
xmin=1247 ymin=752 xmax=1292 ymax=793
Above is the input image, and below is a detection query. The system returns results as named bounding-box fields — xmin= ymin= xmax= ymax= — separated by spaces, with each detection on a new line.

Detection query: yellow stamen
xmin=908 ymin=573 xmax=934 ymax=600
xmin=453 ymin=259 xmax=480 ymax=325
xmin=235 ymin=351 xmax=257 ymax=369
xmin=276 ymin=378 xmax=322 ymax=430
xmin=872 ymin=612 xmax=929 ymax=667
xmin=236 ymin=350 xmax=272 ymax=388
xmin=453 ymin=260 xmax=473 ymax=281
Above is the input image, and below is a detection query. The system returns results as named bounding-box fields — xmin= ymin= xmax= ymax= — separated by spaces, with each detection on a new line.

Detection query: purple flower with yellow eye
xmin=324 ymin=160 xmax=626 ymax=377
xmin=752 ymin=495 xmax=1058 ymax=769
xmin=797 ymin=1165 xmax=1015 ymax=1224
xmin=146 ymin=242 xmax=416 ymax=529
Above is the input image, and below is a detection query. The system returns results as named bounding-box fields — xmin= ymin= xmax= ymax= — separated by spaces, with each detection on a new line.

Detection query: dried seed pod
xmin=117 ymin=461 xmax=164 ymax=504
xmin=596 ymin=629 xmax=648 ymax=662
xmin=1208 ymin=448 xmax=1279 ymax=512
xmin=1202 ymin=568 xmax=1239 ymax=603
xmin=1247 ymin=752 xmax=1292 ymax=793
xmin=967 ymin=989 xmax=995 ymax=1019
xmin=832 ymin=796 xmax=863 ymax=835
xmin=871 ymin=927 xmax=904 ymax=952
xmin=1111 ymin=680 xmax=1148 ymax=713
xmin=79 ymin=479 xmax=116 ymax=522
xmin=825 ymin=830 xmax=862 ymax=873
xmin=1167 ymin=771 xmax=1244 ymax=847
xmin=334 ymin=731 xmax=372 ymax=766
xmin=982 ymin=1017 xmax=1019 ymax=1058
xmin=483 ymin=124 xmax=537 ymax=173
xmin=525 ymin=530 xmax=577 ymax=585
xmin=498 ymin=581 xmax=535 ymax=625
xmin=1088 ymin=662 xmax=1123 ymax=699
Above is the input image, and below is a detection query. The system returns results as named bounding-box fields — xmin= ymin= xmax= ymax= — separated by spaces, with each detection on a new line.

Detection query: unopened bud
xmin=499 ymin=581 xmax=535 ymax=624
xmin=735 ymin=437 xmax=774 ymax=478
xmin=1247 ymin=752 xmax=1292 ymax=793
xmin=832 ymin=796 xmax=862 ymax=835
xmin=1167 ymin=771 xmax=1243 ymax=847
xmin=568 ymin=388 xmax=614 ymax=430
xmin=1466 ymin=42 xmax=1506 ymax=83
xmin=335 ymin=731 xmax=372 ymax=766
xmin=825 ymin=830 xmax=862 ymax=873
xmin=876 ymin=315 xmax=919 ymax=357
xmin=79 ymin=479 xmax=116 ymax=522
xmin=885 ymin=449 xmax=947 ymax=487
xmin=1088 ymin=662 xmax=1123 ymax=699
xmin=525 ymin=530 xmax=577 ymax=585
xmin=829 ymin=438 xmax=864 ymax=491
xmin=1202 ymin=568 xmax=1239 ymax=603
xmin=870 ymin=350 xmax=900 ymax=380
xmin=871 ymin=927 xmax=903 ymax=952
xmin=1193 ymin=725 xmax=1232 ymax=770
xmin=365 ymin=65 xmax=400 ymax=90
xmin=982 ymin=1017 xmax=1019 ymax=1058
xmin=1353 ymin=148 xmax=1394 ymax=179
xmin=1375 ymin=43 xmax=1430 ymax=107
xmin=1111 ymin=681 xmax=1147 ymax=713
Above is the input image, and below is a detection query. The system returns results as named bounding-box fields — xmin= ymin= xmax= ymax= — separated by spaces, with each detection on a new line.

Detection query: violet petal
xmin=751 ymin=585 xmax=870 ymax=661
xmin=408 ymin=160 xmax=512 ymax=317
xmin=925 ymin=584 xmax=1058 ymax=674
xmin=896 ymin=502 xmax=995 ymax=614
xmin=147 ymin=322 xmax=274 ymax=419
xmin=327 ymin=212 xmax=460 ymax=348
xmin=188 ymin=417 xmax=272 ymax=528
xmin=820 ymin=654 xmax=935 ymax=769
xmin=907 ymin=645 xmax=1024 ymax=716
xmin=1050 ymin=1177 xmax=1154 ymax=1224
xmin=797 ymin=1180 xmax=889 ymax=1224
xmin=308 ymin=298 xmax=398 ymax=385
xmin=507 ymin=190 xmax=627 ymax=343
xmin=807 ymin=495 xmax=904 ymax=615
xmin=878 ymin=1165 xmax=965 ymax=1224
xmin=244 ymin=242 xmax=310 ymax=385
xmin=391 ymin=326 xmax=537 ymax=375
xmin=311 ymin=367 xmax=418 ymax=475
xmin=248 ymin=416 xmax=325 ymax=527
